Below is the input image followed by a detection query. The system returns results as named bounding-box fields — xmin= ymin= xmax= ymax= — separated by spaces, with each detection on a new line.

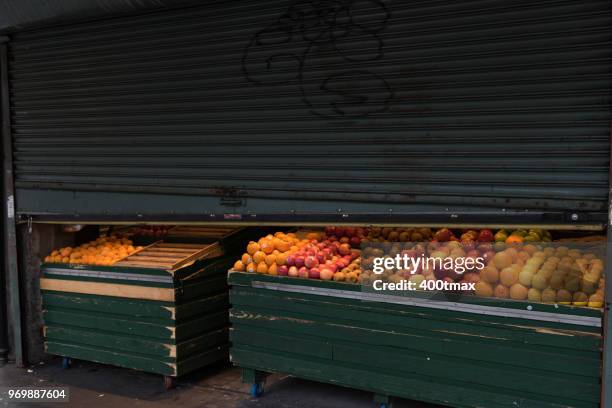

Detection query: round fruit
xmin=277 ymin=265 xmax=289 ymax=276
xmin=409 ymin=274 xmax=425 ymax=287
xmin=531 ymin=274 xmax=548 ymax=290
xmin=265 ymin=254 xmax=276 ymax=266
xmin=288 ymin=266 xmax=299 ymax=277
xmin=572 ymin=291 xmax=588 ymax=306
xmin=541 ymin=288 xmax=557 ymax=303
xmin=241 ymin=253 xmax=252 ymax=265
xmin=509 ymin=284 xmax=528 ymax=300
xmin=475 ymin=281 xmax=494 ymax=297
xmin=256 ymin=263 xmax=268 ymax=274
xmin=320 ymin=268 xmax=334 ymax=280
xmin=493 ymin=252 xmax=513 ymax=270
xmin=500 ymin=266 xmax=519 ymax=287
xmin=480 ymin=265 xmax=499 ymax=284
xmin=518 ymin=269 xmax=534 ymax=287
xmin=233 ymin=260 xmax=245 ymax=271
xmin=246 ymin=262 xmax=256 ymax=273
xmin=333 ymin=272 xmax=346 ymax=282
xmin=527 ymin=288 xmax=541 ymax=302
xmin=268 ymin=264 xmax=278 ymax=276
xmin=260 ymin=240 xmax=274 ymax=255
xmin=588 ymin=293 xmax=604 ymax=308
xmin=276 ymin=252 xmax=288 ymax=266
xmin=494 ymin=284 xmax=510 ymax=299
xmin=556 ymin=289 xmax=572 ymax=304
xmin=247 ymin=242 xmax=260 ymax=255
xmin=253 ymin=251 xmax=266 ymax=264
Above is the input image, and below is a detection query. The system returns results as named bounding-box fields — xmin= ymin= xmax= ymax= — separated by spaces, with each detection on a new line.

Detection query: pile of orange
xmin=233 ymin=231 xmax=320 ymax=275
xmin=44 ymin=236 xmax=143 ymax=266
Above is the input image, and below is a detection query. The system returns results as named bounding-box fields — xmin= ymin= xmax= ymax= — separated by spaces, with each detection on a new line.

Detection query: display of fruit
xmin=235 ymin=230 xmax=360 ymax=282
xmin=233 ymin=227 xmax=603 ymax=309
xmin=495 ymin=228 xmax=551 ymax=244
xmin=44 ymin=236 xmax=142 ymax=266
xmin=477 ymin=244 xmax=604 ymax=307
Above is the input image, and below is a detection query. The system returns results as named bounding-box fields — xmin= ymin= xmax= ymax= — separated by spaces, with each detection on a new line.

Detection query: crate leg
xmin=374 ymin=394 xmax=393 ymax=408
xmin=163 ymin=376 xmax=176 ymax=390
xmin=242 ymin=368 xmax=267 ymax=398
xmin=61 ymin=357 xmax=71 ymax=369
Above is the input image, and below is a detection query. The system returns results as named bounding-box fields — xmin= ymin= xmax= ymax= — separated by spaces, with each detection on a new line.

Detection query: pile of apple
xmin=233 ymin=230 xmax=360 ymax=282
xmin=364 ymin=227 xmax=432 ymax=242
xmin=324 ymin=226 xmax=365 ymax=246
xmin=283 ymin=238 xmax=360 ymax=281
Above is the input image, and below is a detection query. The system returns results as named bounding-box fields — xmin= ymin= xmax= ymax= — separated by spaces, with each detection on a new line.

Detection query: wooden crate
xmin=114 ymin=241 xmax=223 ymax=271
xmin=229 ymin=272 xmax=602 ymax=408
xmin=40 ymin=255 xmax=235 ymax=381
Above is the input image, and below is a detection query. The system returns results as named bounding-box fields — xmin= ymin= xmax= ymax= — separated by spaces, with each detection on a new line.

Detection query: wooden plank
xmin=42 ymin=292 xmax=174 ymax=320
xmin=128 ymin=255 xmax=183 ymax=263
xmin=45 ymin=342 xmax=176 ymax=376
xmin=231 ymin=348 xmax=596 ymax=408
xmin=43 ymin=309 xmax=176 ymax=340
xmin=44 ymin=326 xmax=176 ymax=358
xmin=171 ymin=243 xmax=222 ymax=271
xmin=40 ymin=278 xmax=175 ymax=302
xmin=157 ymin=243 xmax=206 ymax=249
xmin=115 ymin=261 xmax=174 ymax=269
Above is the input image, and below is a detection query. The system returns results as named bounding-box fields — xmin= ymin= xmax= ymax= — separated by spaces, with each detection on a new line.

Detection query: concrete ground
xmin=0 ymin=358 xmax=441 ymax=408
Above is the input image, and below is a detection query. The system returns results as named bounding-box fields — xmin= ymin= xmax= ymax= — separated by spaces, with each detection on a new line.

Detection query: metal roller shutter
xmin=7 ymin=0 xmax=612 ymax=223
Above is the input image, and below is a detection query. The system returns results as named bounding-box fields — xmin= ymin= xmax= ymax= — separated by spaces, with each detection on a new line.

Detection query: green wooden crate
xmin=229 ymin=272 xmax=603 ymax=408
xmin=40 ymin=256 xmax=235 ymax=377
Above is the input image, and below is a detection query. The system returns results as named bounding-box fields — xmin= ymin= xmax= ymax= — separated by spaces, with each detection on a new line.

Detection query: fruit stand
xmin=40 ymin=230 xmax=243 ymax=388
xmin=228 ymin=228 xmax=606 ymax=408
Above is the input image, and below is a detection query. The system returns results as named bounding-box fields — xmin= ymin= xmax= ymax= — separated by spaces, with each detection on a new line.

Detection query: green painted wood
xmin=230 ymin=287 xmax=602 ymax=349
xmin=228 ymin=272 xmax=602 ymax=319
xmin=41 ymin=259 xmax=232 ymax=377
xmin=231 ymin=347 xmax=593 ymax=408
xmin=175 ymin=345 xmax=229 ymax=377
xmin=229 ymin=273 xmax=603 ymax=408
xmin=43 ymin=292 xmax=174 ymax=319
xmin=43 ymin=309 xmax=175 ymax=340
xmin=46 ymin=341 xmax=176 ymax=376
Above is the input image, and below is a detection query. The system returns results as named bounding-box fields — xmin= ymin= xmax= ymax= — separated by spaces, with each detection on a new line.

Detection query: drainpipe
xmin=1 ymin=37 xmax=23 ymax=367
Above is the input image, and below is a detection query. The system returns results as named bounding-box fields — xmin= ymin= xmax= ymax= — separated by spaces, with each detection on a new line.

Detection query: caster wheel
xmin=61 ymin=357 xmax=71 ymax=369
xmin=163 ymin=376 xmax=176 ymax=390
xmin=250 ymin=382 xmax=264 ymax=398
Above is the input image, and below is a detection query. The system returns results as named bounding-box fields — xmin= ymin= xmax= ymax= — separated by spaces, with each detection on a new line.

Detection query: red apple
xmin=478 ymin=229 xmax=494 ymax=243
xmin=350 ymin=236 xmax=361 ymax=247
xmin=286 ymin=254 xmax=296 ymax=267
xmin=277 ymin=265 xmax=289 ymax=276
xmin=288 ymin=266 xmax=299 ymax=277
xmin=298 ymin=267 xmax=309 ymax=278
xmin=434 ymin=228 xmax=452 ymax=242
xmin=295 ymin=256 xmax=305 ymax=268
xmin=304 ymin=255 xmax=319 ymax=269
xmin=308 ymin=268 xmax=321 ymax=279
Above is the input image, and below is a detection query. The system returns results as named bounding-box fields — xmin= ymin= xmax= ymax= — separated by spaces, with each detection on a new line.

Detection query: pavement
xmin=0 ymin=358 xmax=441 ymax=408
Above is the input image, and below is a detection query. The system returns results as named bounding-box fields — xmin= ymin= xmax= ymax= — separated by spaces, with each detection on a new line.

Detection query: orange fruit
xmin=234 ymin=260 xmax=246 ymax=271
xmin=268 ymin=264 xmax=278 ymax=275
xmin=246 ymin=262 xmax=256 ymax=273
xmin=276 ymin=252 xmax=288 ymax=266
xmin=256 ymin=263 xmax=268 ymax=274
xmin=260 ymin=240 xmax=274 ymax=254
xmin=265 ymin=254 xmax=276 ymax=266
xmin=241 ymin=253 xmax=253 ymax=265
xmin=506 ymin=235 xmax=524 ymax=245
xmin=275 ymin=239 xmax=291 ymax=252
xmin=253 ymin=251 xmax=266 ymax=264
xmin=247 ymin=242 xmax=260 ymax=255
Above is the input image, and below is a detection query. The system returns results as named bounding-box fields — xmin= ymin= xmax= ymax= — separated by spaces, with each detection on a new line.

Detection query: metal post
xmin=602 ymin=124 xmax=612 ymax=408
xmin=0 ymin=41 xmax=23 ymax=367
xmin=0 ymin=38 xmax=6 ymax=366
